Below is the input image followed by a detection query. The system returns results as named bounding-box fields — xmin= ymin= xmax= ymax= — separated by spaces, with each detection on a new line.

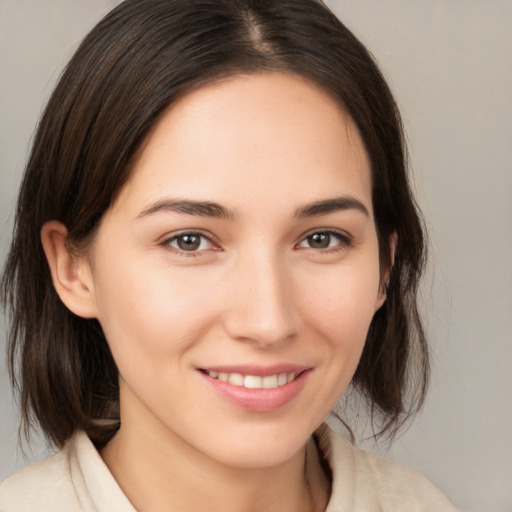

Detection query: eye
xmin=297 ymin=230 xmax=350 ymax=250
xmin=165 ymin=232 xmax=214 ymax=253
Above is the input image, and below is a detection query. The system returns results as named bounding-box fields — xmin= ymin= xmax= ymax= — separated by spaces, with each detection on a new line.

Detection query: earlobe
xmin=389 ymin=231 xmax=397 ymax=268
xmin=41 ymin=221 xmax=98 ymax=319
xmin=376 ymin=281 xmax=388 ymax=310
xmin=376 ymin=232 xmax=397 ymax=309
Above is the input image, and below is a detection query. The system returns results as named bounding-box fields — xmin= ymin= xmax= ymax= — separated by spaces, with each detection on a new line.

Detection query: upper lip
xmin=198 ymin=364 xmax=312 ymax=376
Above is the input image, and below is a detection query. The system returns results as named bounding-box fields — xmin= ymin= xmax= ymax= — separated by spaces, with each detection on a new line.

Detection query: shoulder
xmin=0 ymin=445 xmax=82 ymax=512
xmin=0 ymin=431 xmax=135 ymax=512
xmin=319 ymin=425 xmax=457 ymax=512
xmin=350 ymin=444 xmax=457 ymax=511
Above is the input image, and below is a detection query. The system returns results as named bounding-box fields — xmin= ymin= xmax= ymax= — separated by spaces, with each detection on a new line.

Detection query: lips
xmin=203 ymin=370 xmax=298 ymax=389
xmin=198 ymin=365 xmax=311 ymax=412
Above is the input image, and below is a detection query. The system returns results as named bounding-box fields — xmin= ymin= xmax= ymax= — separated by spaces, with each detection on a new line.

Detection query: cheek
xmin=288 ymin=262 xmax=382 ymax=419
xmin=92 ymin=257 xmax=222 ymax=368
xmin=299 ymin=260 xmax=381 ymax=343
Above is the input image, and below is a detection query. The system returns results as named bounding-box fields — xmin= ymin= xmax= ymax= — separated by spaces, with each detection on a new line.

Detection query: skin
xmin=42 ymin=72 xmax=389 ymax=512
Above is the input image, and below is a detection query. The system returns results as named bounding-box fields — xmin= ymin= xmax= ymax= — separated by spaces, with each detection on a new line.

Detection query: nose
xmin=222 ymin=249 xmax=300 ymax=348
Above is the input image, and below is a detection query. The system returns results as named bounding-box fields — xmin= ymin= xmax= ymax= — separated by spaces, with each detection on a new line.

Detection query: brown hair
xmin=1 ymin=0 xmax=428 ymax=448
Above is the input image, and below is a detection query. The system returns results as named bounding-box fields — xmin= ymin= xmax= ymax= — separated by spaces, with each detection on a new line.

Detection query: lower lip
xmin=199 ymin=370 xmax=310 ymax=412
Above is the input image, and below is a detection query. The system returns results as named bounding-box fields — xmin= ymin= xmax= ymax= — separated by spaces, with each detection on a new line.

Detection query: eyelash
xmin=162 ymin=229 xmax=352 ymax=257
xmin=161 ymin=230 xmax=216 ymax=257
xmin=296 ymin=229 xmax=353 ymax=253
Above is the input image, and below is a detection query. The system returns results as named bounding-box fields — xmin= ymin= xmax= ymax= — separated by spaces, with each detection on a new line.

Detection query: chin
xmin=193 ymin=419 xmax=315 ymax=470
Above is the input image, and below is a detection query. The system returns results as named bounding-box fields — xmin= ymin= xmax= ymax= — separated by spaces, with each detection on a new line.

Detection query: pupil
xmin=309 ymin=233 xmax=330 ymax=249
xmin=178 ymin=235 xmax=200 ymax=251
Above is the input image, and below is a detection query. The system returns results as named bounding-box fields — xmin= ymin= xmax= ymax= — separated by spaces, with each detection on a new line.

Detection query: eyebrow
xmin=137 ymin=199 xmax=236 ymax=220
xmin=137 ymin=195 xmax=369 ymax=221
xmin=294 ymin=196 xmax=370 ymax=219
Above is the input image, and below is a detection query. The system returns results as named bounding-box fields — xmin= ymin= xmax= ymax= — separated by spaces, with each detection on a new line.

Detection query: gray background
xmin=1 ymin=1 xmax=511 ymax=511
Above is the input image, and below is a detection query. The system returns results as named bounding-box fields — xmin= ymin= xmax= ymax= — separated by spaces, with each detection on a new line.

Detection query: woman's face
xmin=84 ymin=72 xmax=385 ymax=468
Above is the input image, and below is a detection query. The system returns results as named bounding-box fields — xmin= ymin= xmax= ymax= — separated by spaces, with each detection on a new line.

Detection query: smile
xmin=203 ymin=370 xmax=297 ymax=389
xmin=199 ymin=366 xmax=311 ymax=412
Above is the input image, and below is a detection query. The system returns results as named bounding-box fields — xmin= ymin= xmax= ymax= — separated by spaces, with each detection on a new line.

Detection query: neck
xmin=101 ymin=415 xmax=330 ymax=512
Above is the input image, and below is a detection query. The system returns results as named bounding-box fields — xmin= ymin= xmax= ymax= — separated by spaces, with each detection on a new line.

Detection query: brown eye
xmin=177 ymin=234 xmax=201 ymax=251
xmin=307 ymin=233 xmax=331 ymax=249
xmin=167 ymin=232 xmax=213 ymax=252
xmin=298 ymin=230 xmax=349 ymax=251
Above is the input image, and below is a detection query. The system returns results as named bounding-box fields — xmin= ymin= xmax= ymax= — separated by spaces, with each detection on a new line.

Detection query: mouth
xmin=198 ymin=365 xmax=311 ymax=412
xmin=199 ymin=369 xmax=301 ymax=389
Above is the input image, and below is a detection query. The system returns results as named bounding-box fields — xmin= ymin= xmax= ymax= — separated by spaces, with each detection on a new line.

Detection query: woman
xmin=0 ymin=0 xmax=456 ymax=510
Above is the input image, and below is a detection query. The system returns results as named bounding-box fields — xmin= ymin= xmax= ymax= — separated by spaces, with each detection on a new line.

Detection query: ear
xmin=376 ymin=232 xmax=397 ymax=308
xmin=41 ymin=221 xmax=98 ymax=319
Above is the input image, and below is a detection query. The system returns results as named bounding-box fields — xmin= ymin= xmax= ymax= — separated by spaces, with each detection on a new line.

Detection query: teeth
xmin=244 ymin=375 xmax=262 ymax=388
xmin=228 ymin=373 xmax=244 ymax=386
xmin=262 ymin=375 xmax=278 ymax=388
xmin=206 ymin=370 xmax=297 ymax=389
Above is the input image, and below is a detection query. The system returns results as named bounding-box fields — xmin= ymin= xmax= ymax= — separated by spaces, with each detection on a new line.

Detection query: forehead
xmin=112 ymin=72 xmax=373 ymax=219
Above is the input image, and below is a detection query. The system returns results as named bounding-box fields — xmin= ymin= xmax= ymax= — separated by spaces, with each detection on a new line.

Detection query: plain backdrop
xmin=1 ymin=1 xmax=511 ymax=511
